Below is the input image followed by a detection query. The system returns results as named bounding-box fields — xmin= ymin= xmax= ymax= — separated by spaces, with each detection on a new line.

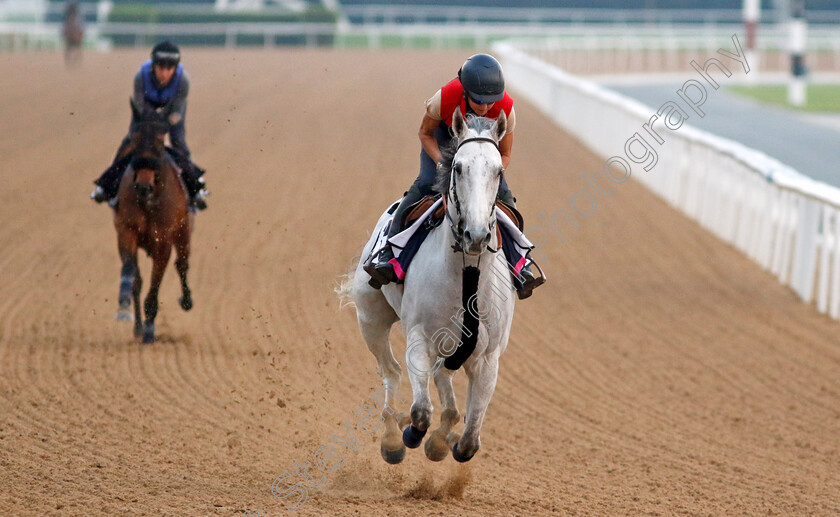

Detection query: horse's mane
xmin=434 ymin=115 xmax=499 ymax=196
xmin=129 ymin=117 xmax=169 ymax=172
xmin=131 ymin=156 xmax=162 ymax=172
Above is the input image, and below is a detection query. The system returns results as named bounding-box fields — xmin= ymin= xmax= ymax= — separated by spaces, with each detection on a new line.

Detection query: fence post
xmin=778 ymin=192 xmax=796 ymax=284
xmin=831 ymin=208 xmax=840 ymax=318
xmin=791 ymin=197 xmax=820 ymax=302
xmin=817 ymin=205 xmax=832 ymax=313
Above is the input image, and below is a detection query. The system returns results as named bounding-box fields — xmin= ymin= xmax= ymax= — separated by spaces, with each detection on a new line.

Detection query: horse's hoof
xmin=402 ymin=425 xmax=427 ymax=449
xmin=452 ymin=442 xmax=476 ymax=463
xmin=396 ymin=412 xmax=412 ymax=429
xmin=424 ymin=430 xmax=449 ymax=462
xmin=116 ymin=309 xmax=134 ymax=322
xmin=179 ymin=296 xmax=193 ymax=311
xmin=142 ymin=322 xmax=155 ymax=344
xmin=133 ymin=324 xmax=143 ymax=339
xmin=380 ymin=443 xmax=406 ymax=464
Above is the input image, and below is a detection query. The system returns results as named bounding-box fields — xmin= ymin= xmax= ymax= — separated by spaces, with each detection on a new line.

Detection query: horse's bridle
xmin=445 ymin=136 xmax=501 ymax=254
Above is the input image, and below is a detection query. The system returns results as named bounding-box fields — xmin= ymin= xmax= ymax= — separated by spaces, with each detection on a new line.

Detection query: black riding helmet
xmin=458 ymin=54 xmax=505 ymax=104
xmin=151 ymin=40 xmax=181 ymax=68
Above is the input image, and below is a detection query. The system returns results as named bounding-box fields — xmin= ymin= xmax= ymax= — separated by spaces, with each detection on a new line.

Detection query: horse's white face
xmin=449 ymin=108 xmax=507 ymax=255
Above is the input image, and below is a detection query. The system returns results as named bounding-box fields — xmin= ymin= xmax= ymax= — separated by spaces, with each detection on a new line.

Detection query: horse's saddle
xmin=395 ymin=194 xmax=525 ymax=246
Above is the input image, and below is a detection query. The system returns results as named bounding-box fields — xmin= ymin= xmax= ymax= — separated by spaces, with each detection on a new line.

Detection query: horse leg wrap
xmin=142 ymin=321 xmax=155 ymax=344
xmin=451 ymin=442 xmax=476 ymax=463
xmin=402 ymin=425 xmax=427 ymax=449
xmin=119 ymin=276 xmax=133 ymax=307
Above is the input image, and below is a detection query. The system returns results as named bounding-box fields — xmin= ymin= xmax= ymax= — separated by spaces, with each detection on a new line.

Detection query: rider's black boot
xmin=363 ymin=185 xmax=424 ymax=289
xmin=92 ymin=155 xmax=132 ymax=204
xmin=515 ymin=259 xmax=546 ymax=300
xmin=182 ymin=165 xmax=208 ymax=211
xmin=363 ymin=246 xmax=398 ymax=289
xmin=93 ymin=138 xmax=134 ymax=204
xmin=91 ymin=185 xmax=109 ymax=203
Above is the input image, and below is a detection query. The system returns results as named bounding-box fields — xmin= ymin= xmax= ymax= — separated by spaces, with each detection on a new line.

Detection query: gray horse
xmin=341 ymin=109 xmax=515 ymax=464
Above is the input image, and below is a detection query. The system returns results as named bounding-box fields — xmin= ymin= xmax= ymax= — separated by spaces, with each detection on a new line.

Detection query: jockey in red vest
xmin=365 ymin=53 xmax=543 ymax=298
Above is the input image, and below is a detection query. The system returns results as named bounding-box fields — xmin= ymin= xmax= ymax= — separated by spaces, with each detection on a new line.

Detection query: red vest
xmin=439 ymin=78 xmax=513 ymax=127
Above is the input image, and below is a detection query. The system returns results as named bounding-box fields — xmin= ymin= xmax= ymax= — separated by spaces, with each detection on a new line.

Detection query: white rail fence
xmin=520 ymin=27 xmax=840 ymax=73
xmin=3 ymin=20 xmax=840 ymax=61
xmin=492 ymin=40 xmax=840 ymax=319
xmin=342 ymin=5 xmax=840 ymax=25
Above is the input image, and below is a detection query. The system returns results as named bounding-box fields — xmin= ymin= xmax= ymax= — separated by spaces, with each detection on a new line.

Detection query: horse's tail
xmin=335 ymin=257 xmax=360 ymax=309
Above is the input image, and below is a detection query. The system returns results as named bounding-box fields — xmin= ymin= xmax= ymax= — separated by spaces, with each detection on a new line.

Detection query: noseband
xmin=445 ymin=136 xmax=501 ymax=253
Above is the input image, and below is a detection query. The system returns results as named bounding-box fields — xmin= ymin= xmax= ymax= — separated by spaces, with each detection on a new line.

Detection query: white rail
xmin=493 ymin=40 xmax=840 ymax=319
xmin=0 ymin=21 xmax=62 ymax=50
xmin=2 ymin=20 xmax=840 ymax=61
xmin=341 ymin=5 xmax=840 ymax=25
xmin=516 ymin=27 xmax=840 ymax=73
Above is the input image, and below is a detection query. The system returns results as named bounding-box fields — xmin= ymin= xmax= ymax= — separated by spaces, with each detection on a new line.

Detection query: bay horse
xmin=342 ymin=109 xmax=515 ymax=464
xmin=62 ymin=2 xmax=84 ymax=65
xmin=113 ymin=100 xmax=194 ymax=344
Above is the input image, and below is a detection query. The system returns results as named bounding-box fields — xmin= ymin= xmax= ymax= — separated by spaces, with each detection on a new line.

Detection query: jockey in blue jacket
xmin=91 ymin=41 xmax=208 ymax=210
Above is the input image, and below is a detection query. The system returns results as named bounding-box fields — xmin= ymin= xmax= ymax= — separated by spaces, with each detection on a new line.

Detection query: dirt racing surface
xmin=1 ymin=49 xmax=838 ymax=517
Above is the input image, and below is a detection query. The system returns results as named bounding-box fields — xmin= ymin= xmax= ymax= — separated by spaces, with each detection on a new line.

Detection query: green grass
xmin=728 ymin=84 xmax=840 ymax=112
xmin=107 ymin=4 xmax=337 ymax=23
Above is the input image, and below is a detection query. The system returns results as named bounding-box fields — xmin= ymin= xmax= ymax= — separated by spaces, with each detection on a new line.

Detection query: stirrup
xmin=516 ymin=260 xmax=546 ymax=300
xmin=363 ymin=247 xmax=397 ymax=289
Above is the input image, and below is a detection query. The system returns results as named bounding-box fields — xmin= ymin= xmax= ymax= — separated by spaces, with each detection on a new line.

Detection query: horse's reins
xmin=445 ymin=136 xmax=501 ymax=255
xmin=442 ymin=135 xmax=502 ymax=371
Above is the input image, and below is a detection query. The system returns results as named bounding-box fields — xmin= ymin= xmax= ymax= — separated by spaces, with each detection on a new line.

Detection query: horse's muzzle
xmin=463 ymin=228 xmax=491 ymax=255
xmin=134 ymin=183 xmax=153 ymax=200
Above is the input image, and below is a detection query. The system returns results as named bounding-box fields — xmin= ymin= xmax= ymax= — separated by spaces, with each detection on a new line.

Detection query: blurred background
xmin=0 ymin=1 xmax=837 ymax=64
xmin=3 ymin=1 xmax=838 ymax=110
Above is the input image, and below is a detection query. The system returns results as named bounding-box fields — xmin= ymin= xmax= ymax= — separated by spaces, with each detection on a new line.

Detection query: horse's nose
xmin=134 ymin=183 xmax=152 ymax=198
xmin=463 ymin=228 xmax=491 ymax=254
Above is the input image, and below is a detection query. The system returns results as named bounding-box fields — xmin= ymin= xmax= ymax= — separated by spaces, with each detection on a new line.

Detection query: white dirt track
xmin=0 ymin=49 xmax=838 ymax=516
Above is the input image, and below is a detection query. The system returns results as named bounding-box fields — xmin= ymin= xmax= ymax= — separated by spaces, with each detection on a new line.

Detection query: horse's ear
xmin=493 ymin=111 xmax=507 ymax=142
xmin=130 ymin=98 xmax=141 ymax=120
xmin=452 ymin=107 xmax=467 ymax=140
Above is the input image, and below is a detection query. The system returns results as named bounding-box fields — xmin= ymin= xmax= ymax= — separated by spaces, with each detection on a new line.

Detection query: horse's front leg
xmin=354 ymin=278 xmax=406 ymax=464
xmin=117 ymin=231 xmax=138 ymax=324
xmin=142 ymin=243 xmax=172 ymax=344
xmin=402 ymin=326 xmax=437 ymax=449
xmin=132 ymin=263 xmax=143 ymax=338
xmin=452 ymin=355 xmax=499 ymax=463
xmin=424 ymin=368 xmax=460 ymax=461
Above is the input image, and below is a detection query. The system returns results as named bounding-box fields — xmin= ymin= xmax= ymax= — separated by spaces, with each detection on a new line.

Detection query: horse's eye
xmin=497 ymin=166 xmax=504 ymax=177
xmin=454 ymin=163 xmax=462 ymax=175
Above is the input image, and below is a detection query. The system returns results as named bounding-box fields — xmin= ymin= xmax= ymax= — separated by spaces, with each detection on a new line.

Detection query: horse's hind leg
xmin=451 ymin=355 xmax=499 ymax=463
xmin=175 ymin=229 xmax=192 ymax=311
xmin=354 ymin=275 xmax=405 ymax=464
xmin=424 ymin=368 xmax=460 ymax=461
xmin=142 ymin=244 xmax=172 ymax=344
